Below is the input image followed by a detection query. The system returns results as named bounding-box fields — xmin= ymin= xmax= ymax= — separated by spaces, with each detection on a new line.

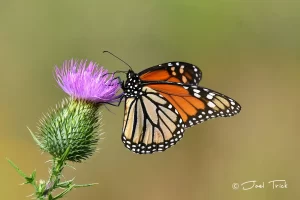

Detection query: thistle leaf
xmin=52 ymin=185 xmax=74 ymax=200
xmin=7 ymin=158 xmax=27 ymax=178
xmin=74 ymin=183 xmax=98 ymax=188
xmin=31 ymin=170 xmax=37 ymax=181
xmin=57 ymin=178 xmax=75 ymax=188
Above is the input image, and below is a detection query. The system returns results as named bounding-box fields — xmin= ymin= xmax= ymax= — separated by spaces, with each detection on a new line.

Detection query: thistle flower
xmin=34 ymin=59 xmax=121 ymax=162
xmin=55 ymin=59 xmax=121 ymax=103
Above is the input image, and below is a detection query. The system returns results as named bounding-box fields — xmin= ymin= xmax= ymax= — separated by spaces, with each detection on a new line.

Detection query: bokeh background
xmin=1 ymin=0 xmax=299 ymax=199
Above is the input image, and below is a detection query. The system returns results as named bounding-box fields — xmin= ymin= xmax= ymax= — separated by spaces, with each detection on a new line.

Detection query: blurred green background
xmin=1 ymin=0 xmax=299 ymax=199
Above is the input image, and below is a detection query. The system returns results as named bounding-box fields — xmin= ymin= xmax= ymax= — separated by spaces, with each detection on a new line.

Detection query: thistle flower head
xmin=36 ymin=98 xmax=101 ymax=162
xmin=55 ymin=59 xmax=121 ymax=103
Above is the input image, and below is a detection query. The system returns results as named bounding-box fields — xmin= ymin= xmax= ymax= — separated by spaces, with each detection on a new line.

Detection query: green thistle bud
xmin=36 ymin=98 xmax=101 ymax=162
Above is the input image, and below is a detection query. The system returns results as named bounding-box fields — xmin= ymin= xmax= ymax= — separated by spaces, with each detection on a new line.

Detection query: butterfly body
xmin=120 ymin=62 xmax=241 ymax=154
xmin=123 ymin=70 xmax=144 ymax=98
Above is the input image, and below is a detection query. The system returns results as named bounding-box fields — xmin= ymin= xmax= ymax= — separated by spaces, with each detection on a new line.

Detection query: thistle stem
xmin=44 ymin=158 xmax=65 ymax=197
xmin=43 ymin=147 xmax=71 ymax=198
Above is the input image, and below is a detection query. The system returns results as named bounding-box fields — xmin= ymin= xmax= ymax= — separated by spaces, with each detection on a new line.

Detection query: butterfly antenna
xmin=103 ymin=51 xmax=133 ymax=70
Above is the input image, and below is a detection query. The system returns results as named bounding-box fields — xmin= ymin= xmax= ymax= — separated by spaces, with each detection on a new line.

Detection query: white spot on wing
xmin=194 ymin=93 xmax=201 ymax=98
xmin=207 ymin=101 xmax=215 ymax=108
xmin=207 ymin=94 xmax=213 ymax=99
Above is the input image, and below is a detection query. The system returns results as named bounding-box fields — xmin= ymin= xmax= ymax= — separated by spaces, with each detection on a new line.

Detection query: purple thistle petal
xmin=55 ymin=59 xmax=122 ymax=103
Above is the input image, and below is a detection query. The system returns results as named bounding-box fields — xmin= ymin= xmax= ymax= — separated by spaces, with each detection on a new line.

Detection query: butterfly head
xmin=122 ymin=70 xmax=143 ymax=98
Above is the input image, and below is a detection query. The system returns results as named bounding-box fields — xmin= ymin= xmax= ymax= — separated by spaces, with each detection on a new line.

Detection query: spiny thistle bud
xmin=34 ymin=59 xmax=121 ymax=162
xmin=37 ymin=99 xmax=100 ymax=162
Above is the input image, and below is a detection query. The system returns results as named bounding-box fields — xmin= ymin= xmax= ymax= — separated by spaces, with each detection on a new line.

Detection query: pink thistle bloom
xmin=55 ymin=59 xmax=121 ymax=103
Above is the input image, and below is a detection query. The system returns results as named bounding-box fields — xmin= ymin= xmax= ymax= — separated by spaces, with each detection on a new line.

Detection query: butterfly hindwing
xmin=122 ymin=87 xmax=186 ymax=154
xmin=138 ymin=62 xmax=202 ymax=85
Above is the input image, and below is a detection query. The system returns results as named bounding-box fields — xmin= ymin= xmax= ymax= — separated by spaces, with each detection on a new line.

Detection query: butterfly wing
xmin=146 ymin=83 xmax=241 ymax=128
xmin=139 ymin=62 xmax=202 ymax=85
xmin=122 ymin=87 xmax=186 ymax=154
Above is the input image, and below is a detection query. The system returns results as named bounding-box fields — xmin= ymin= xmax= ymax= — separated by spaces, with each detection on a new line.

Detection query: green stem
xmin=44 ymin=158 xmax=65 ymax=197
xmin=44 ymin=147 xmax=71 ymax=198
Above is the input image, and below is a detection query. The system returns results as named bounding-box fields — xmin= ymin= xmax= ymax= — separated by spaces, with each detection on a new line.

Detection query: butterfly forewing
xmin=146 ymin=83 xmax=241 ymax=128
xmin=139 ymin=62 xmax=202 ymax=85
xmin=183 ymin=85 xmax=241 ymax=127
xmin=122 ymin=87 xmax=185 ymax=154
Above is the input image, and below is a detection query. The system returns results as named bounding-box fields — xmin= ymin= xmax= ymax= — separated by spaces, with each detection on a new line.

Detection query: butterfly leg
xmin=100 ymin=94 xmax=124 ymax=107
xmin=102 ymin=73 xmax=123 ymax=86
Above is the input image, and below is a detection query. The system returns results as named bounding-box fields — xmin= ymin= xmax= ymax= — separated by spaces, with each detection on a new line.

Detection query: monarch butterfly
xmin=105 ymin=52 xmax=241 ymax=154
